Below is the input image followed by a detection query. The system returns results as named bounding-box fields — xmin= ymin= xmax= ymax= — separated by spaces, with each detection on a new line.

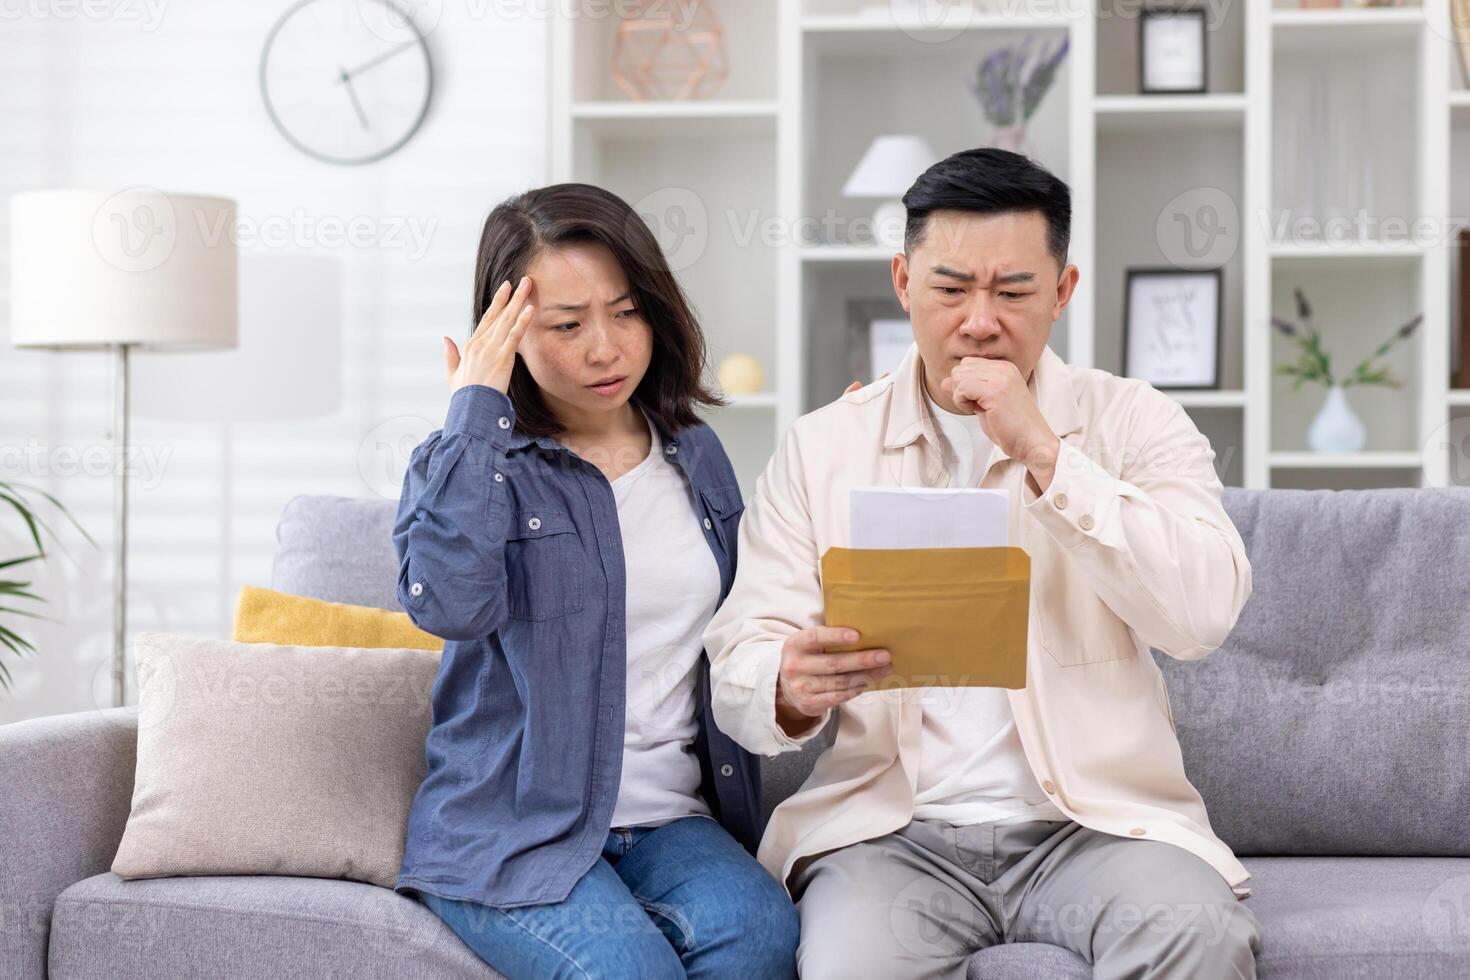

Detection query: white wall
xmin=0 ymin=3 xmax=549 ymax=723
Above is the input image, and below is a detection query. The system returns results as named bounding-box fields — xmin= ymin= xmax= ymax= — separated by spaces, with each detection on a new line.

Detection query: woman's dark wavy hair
xmin=470 ymin=182 xmax=724 ymax=438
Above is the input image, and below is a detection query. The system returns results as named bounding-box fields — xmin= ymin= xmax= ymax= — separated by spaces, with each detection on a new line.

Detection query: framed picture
xmin=1457 ymin=228 xmax=1470 ymax=388
xmin=1122 ymin=267 xmax=1223 ymax=389
xmin=846 ymin=298 xmax=912 ymax=385
xmin=1139 ymin=8 xmax=1207 ymax=95
xmin=1455 ymin=0 xmax=1470 ymax=93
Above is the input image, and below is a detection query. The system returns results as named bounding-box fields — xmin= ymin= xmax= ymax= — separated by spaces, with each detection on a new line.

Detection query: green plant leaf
xmin=0 ymin=624 xmax=35 ymax=656
xmin=0 ymin=480 xmax=98 ymax=549
xmin=0 ymin=491 xmax=44 ymax=557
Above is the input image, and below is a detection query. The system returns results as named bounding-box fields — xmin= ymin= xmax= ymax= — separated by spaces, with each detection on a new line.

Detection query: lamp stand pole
xmin=112 ymin=342 xmax=130 ymax=708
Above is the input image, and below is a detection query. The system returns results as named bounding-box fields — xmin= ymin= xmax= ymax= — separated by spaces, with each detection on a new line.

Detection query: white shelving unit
xmin=550 ymin=0 xmax=1469 ymax=493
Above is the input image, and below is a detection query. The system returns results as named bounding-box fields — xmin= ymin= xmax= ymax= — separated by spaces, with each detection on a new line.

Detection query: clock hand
xmin=337 ymin=67 xmax=371 ymax=131
xmin=336 ymin=39 xmax=416 ymax=82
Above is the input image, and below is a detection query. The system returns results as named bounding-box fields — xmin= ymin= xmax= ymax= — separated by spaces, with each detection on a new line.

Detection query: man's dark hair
xmin=901 ymin=147 xmax=1071 ymax=269
xmin=471 ymin=182 xmax=723 ymax=439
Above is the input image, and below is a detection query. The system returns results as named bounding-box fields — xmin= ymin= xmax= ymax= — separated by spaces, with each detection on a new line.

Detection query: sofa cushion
xmin=273 ymin=494 xmax=401 ymax=610
xmin=965 ymin=855 xmax=1470 ymax=979
xmin=1157 ymin=487 xmax=1470 ymax=857
xmin=110 ymin=632 xmax=440 ymax=890
xmin=1237 ymin=856 xmax=1470 ymax=979
xmin=48 ymin=872 xmax=503 ymax=980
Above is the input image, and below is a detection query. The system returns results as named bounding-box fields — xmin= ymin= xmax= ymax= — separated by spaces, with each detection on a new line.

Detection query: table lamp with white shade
xmin=9 ymin=188 xmax=238 ymax=707
xmin=842 ymin=135 xmax=939 ymax=249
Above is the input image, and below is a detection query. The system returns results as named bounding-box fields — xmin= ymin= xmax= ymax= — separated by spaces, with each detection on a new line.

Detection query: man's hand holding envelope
xmin=779 ymin=355 xmax=1059 ymax=729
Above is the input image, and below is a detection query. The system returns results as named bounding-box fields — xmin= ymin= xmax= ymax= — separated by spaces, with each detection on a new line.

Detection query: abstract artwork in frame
xmin=1122 ymin=267 xmax=1223 ymax=390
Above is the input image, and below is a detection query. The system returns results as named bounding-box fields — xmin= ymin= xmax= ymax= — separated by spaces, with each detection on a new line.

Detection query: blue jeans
xmin=416 ymin=815 xmax=799 ymax=979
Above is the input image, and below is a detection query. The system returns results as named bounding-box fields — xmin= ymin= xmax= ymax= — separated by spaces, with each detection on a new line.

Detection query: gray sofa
xmin=4 ymin=486 xmax=1470 ymax=979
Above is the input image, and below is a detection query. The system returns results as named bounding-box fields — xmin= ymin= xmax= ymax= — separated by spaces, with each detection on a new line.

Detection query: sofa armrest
xmin=0 ymin=707 xmax=137 ymax=980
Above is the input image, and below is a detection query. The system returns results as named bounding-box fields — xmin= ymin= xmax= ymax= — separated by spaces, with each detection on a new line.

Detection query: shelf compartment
xmin=569 ymin=0 xmax=778 ymax=103
xmin=1180 ymin=404 xmax=1246 ymax=487
xmin=1270 ymin=255 xmax=1423 ymax=456
xmin=802 ymin=23 xmax=1071 ymax=248
xmin=1094 ymin=123 xmax=1244 ymax=387
xmin=1096 ymin=0 xmax=1245 ymax=97
xmin=1271 ymin=33 xmax=1418 ymax=237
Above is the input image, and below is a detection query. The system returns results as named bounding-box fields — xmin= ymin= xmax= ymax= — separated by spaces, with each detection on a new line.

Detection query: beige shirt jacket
xmin=703 ymin=341 xmax=1255 ymax=901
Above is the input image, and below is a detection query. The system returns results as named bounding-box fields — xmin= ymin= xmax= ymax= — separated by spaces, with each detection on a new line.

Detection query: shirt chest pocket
xmin=504 ymin=506 xmax=584 ymax=621
xmin=699 ymin=484 xmax=744 ymax=556
xmin=1031 ymin=548 xmax=1135 ymax=667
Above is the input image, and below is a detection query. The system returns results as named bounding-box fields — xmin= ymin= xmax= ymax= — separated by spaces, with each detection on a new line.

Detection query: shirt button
xmin=498 ymin=416 xmax=510 ymax=429
xmin=409 ymin=582 xmax=423 ymax=597
xmin=1079 ymin=514 xmax=1095 ymax=531
xmin=1129 ymin=827 xmax=1147 ymax=836
xmin=528 ymin=516 xmax=541 ymax=531
xmin=1041 ymin=779 xmax=1057 ymax=794
xmin=1054 ymin=492 xmax=1068 ymax=510
xmin=703 ymin=517 xmax=713 ymax=530
xmin=494 ymin=472 xmax=504 ymax=482
xmin=720 ymin=764 xmax=734 ymax=777
xmin=664 ymin=444 xmax=678 ymax=455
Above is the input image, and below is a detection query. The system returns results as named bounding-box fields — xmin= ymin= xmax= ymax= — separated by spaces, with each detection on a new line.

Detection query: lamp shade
xmin=9 ymin=188 xmax=238 ymax=350
xmin=841 ymin=135 xmax=939 ymax=199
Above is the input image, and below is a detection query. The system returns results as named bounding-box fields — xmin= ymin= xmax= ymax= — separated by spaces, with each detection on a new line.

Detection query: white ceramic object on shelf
xmin=1307 ymin=385 xmax=1367 ymax=453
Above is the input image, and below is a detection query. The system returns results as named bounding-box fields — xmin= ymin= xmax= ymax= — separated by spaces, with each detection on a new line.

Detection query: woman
xmin=390 ymin=183 xmax=798 ymax=980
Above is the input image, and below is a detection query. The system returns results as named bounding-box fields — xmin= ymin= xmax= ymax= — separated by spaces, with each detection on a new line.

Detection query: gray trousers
xmin=792 ymin=817 xmax=1261 ymax=980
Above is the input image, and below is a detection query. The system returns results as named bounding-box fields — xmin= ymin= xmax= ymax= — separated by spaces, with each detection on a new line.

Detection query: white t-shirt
xmin=608 ymin=408 xmax=719 ymax=829
xmin=911 ymin=386 xmax=1067 ymax=826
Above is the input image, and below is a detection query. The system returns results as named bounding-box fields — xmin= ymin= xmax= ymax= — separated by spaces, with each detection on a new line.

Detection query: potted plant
xmin=1272 ymin=287 xmax=1423 ymax=454
xmin=1 ymin=480 xmax=94 ymax=694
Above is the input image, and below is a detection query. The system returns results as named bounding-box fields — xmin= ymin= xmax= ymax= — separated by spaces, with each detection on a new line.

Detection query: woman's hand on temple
xmin=445 ymin=276 xmax=535 ymax=396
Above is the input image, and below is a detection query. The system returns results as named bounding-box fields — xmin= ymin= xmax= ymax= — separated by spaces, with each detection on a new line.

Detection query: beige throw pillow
xmin=111 ymin=631 xmax=441 ymax=889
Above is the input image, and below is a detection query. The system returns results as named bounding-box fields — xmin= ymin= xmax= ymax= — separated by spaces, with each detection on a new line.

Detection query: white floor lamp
xmin=9 ymin=188 xmax=238 ymax=708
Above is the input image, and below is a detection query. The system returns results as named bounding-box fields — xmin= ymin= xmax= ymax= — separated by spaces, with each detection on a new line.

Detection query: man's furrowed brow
xmin=930 ymin=266 xmax=1038 ymax=286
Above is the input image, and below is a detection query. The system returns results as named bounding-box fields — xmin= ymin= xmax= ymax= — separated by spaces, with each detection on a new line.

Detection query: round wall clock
xmin=260 ymin=0 xmax=433 ymax=165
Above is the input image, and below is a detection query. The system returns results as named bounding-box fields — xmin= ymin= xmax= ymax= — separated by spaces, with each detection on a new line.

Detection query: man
xmin=703 ymin=147 xmax=1262 ymax=979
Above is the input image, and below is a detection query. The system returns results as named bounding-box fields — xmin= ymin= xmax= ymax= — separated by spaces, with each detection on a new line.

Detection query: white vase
xmin=1307 ymin=384 xmax=1366 ymax=453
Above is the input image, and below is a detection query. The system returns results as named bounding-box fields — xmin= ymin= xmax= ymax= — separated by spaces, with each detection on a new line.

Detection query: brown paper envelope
xmin=820 ymin=546 xmax=1030 ymax=690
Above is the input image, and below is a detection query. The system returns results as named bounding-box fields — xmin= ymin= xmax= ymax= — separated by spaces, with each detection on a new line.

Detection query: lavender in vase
xmin=967 ymin=34 xmax=1069 ymax=156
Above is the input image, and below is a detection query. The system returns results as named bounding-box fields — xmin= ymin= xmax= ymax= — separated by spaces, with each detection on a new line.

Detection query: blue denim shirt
xmin=390 ymin=383 xmax=762 ymax=909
